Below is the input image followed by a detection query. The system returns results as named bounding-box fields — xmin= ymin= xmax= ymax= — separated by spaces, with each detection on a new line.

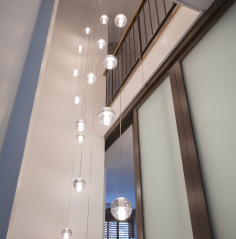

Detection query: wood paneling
xmin=169 ymin=63 xmax=213 ymax=239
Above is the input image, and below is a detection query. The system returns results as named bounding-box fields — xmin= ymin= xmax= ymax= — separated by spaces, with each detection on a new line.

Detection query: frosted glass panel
xmin=181 ymin=3 xmax=236 ymax=239
xmin=138 ymin=76 xmax=193 ymax=239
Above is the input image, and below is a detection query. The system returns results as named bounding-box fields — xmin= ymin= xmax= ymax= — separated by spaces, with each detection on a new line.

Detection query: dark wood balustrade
xmin=105 ymin=0 xmax=177 ymax=106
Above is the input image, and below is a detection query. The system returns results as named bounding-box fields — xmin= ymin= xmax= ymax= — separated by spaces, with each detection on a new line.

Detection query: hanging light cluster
xmin=60 ymin=0 xmax=131 ymax=238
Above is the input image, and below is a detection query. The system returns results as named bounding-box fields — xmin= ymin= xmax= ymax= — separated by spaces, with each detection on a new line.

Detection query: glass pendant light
xmin=100 ymin=15 xmax=109 ymax=24
xmin=77 ymin=45 xmax=83 ymax=53
xmin=114 ymin=14 xmax=127 ymax=27
xmin=73 ymin=96 xmax=81 ymax=105
xmin=73 ymin=178 xmax=86 ymax=192
xmin=111 ymin=197 xmax=132 ymax=220
xmin=61 ymin=228 xmax=72 ymax=239
xmin=76 ymin=132 xmax=85 ymax=143
xmin=86 ymin=73 xmax=96 ymax=84
xmin=72 ymin=69 xmax=79 ymax=77
xmin=84 ymin=27 xmax=91 ymax=34
xmin=103 ymin=55 xmax=117 ymax=69
xmin=75 ymin=119 xmax=87 ymax=132
xmin=98 ymin=107 xmax=116 ymax=126
xmin=96 ymin=39 xmax=106 ymax=49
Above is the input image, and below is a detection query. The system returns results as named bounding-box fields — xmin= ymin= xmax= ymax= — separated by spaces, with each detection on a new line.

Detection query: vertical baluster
xmin=122 ymin=47 xmax=124 ymax=83
xmin=118 ymin=48 xmax=120 ymax=89
xmin=163 ymin=0 xmax=167 ymax=15
xmin=106 ymin=75 xmax=108 ymax=106
xmin=142 ymin=4 xmax=148 ymax=45
xmin=129 ymin=32 xmax=132 ymax=69
xmin=111 ymin=69 xmax=113 ymax=99
xmin=114 ymin=58 xmax=116 ymax=93
xmin=133 ymin=25 xmax=136 ymax=61
xmin=125 ymin=38 xmax=127 ymax=76
xmin=155 ymin=0 xmax=160 ymax=26
xmin=147 ymin=0 xmax=153 ymax=35
xmin=109 ymin=71 xmax=111 ymax=104
xmin=137 ymin=14 xmax=142 ymax=60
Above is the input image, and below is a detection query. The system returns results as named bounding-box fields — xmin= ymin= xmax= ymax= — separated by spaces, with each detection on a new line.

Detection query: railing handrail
xmin=105 ymin=0 xmax=178 ymax=106
xmin=103 ymin=0 xmax=147 ymax=76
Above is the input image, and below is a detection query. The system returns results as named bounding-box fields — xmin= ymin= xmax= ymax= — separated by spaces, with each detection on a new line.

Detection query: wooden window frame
xmin=104 ymin=1 xmax=235 ymax=238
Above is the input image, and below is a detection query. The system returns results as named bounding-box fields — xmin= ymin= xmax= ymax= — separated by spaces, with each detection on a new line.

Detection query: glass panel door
xmin=180 ymin=3 xmax=236 ymax=238
xmin=138 ymin=75 xmax=193 ymax=239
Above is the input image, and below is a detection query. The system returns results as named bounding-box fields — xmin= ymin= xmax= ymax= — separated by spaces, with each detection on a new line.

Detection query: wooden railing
xmin=105 ymin=0 xmax=177 ymax=106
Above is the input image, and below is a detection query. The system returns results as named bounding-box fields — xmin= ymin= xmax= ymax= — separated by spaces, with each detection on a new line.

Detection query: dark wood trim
xmin=105 ymin=111 xmax=133 ymax=151
xmin=132 ymin=109 xmax=144 ymax=239
xmin=169 ymin=63 xmax=213 ymax=239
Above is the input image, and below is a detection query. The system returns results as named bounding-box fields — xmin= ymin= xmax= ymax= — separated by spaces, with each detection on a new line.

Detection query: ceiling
xmin=172 ymin=0 xmax=215 ymax=10
xmin=105 ymin=126 xmax=136 ymax=208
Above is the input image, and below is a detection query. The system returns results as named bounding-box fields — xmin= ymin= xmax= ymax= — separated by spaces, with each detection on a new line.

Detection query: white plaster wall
xmin=0 ymin=0 xmax=42 ymax=154
xmin=103 ymin=6 xmax=200 ymax=136
xmin=7 ymin=0 xmax=108 ymax=238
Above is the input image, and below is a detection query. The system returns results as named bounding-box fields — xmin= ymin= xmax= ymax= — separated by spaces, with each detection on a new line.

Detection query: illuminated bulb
xmin=73 ymin=178 xmax=86 ymax=192
xmin=96 ymin=39 xmax=106 ymax=49
xmin=75 ymin=119 xmax=87 ymax=132
xmin=76 ymin=133 xmax=85 ymax=143
xmin=61 ymin=228 xmax=72 ymax=239
xmin=100 ymin=15 xmax=109 ymax=24
xmin=72 ymin=69 xmax=79 ymax=77
xmin=111 ymin=197 xmax=132 ymax=220
xmin=98 ymin=107 xmax=116 ymax=126
xmin=77 ymin=45 xmax=83 ymax=53
xmin=86 ymin=73 xmax=96 ymax=84
xmin=114 ymin=14 xmax=127 ymax=27
xmin=103 ymin=55 xmax=117 ymax=69
xmin=84 ymin=27 xmax=91 ymax=34
xmin=73 ymin=96 xmax=81 ymax=105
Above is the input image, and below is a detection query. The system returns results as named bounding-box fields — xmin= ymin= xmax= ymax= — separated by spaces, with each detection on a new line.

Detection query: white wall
xmin=0 ymin=0 xmax=42 ymax=154
xmin=103 ymin=6 xmax=200 ymax=136
xmin=6 ymin=0 xmax=108 ymax=238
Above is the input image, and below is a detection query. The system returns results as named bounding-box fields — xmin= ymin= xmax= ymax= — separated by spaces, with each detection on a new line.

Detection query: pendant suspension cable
xmin=85 ymin=5 xmax=100 ymax=239
xmin=82 ymin=0 xmax=94 ymax=120
xmin=81 ymin=0 xmax=92 ymax=120
xmin=65 ymin=0 xmax=89 ymax=228
xmin=78 ymin=0 xmax=95 ymax=182
xmin=118 ymin=0 xmax=123 ymax=197
xmin=76 ymin=0 xmax=87 ymax=98
xmin=66 ymin=130 xmax=77 ymax=227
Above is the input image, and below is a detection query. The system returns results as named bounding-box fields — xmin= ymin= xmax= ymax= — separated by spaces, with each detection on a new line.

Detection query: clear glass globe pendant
xmin=84 ymin=27 xmax=91 ymax=34
xmin=77 ymin=45 xmax=83 ymax=53
xmin=72 ymin=69 xmax=79 ymax=77
xmin=73 ymin=178 xmax=86 ymax=192
xmin=76 ymin=132 xmax=85 ymax=143
xmin=103 ymin=55 xmax=117 ymax=69
xmin=73 ymin=96 xmax=81 ymax=105
xmin=86 ymin=73 xmax=96 ymax=84
xmin=100 ymin=15 xmax=109 ymax=24
xmin=96 ymin=39 xmax=106 ymax=49
xmin=61 ymin=227 xmax=72 ymax=239
xmin=111 ymin=197 xmax=132 ymax=220
xmin=75 ymin=119 xmax=87 ymax=132
xmin=115 ymin=14 xmax=127 ymax=27
xmin=98 ymin=107 xmax=116 ymax=126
